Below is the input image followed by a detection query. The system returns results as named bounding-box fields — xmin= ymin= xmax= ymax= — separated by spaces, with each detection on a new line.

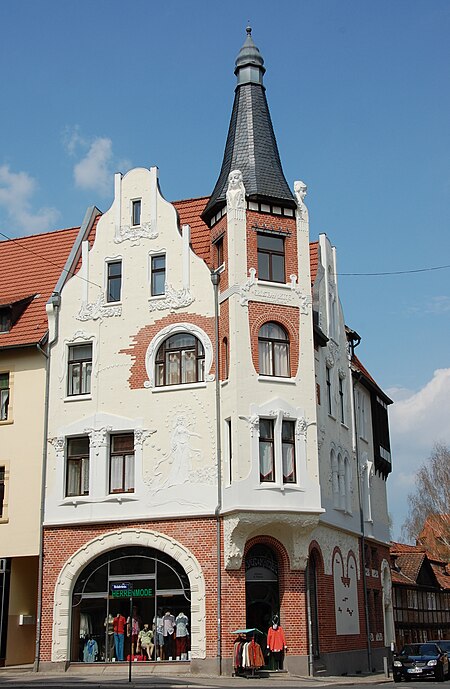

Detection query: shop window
xmin=155 ymin=333 xmax=204 ymax=387
xmin=109 ymin=434 xmax=134 ymax=494
xmin=106 ymin=261 xmax=122 ymax=303
xmin=71 ymin=546 xmax=191 ymax=663
xmin=151 ymin=254 xmax=165 ymax=296
xmin=0 ymin=373 xmax=9 ymax=421
xmin=257 ymin=233 xmax=285 ymax=283
xmin=259 ymin=418 xmax=275 ymax=482
xmin=66 ymin=436 xmax=90 ymax=497
xmin=282 ymin=420 xmax=296 ymax=483
xmin=258 ymin=322 xmax=290 ymax=377
xmin=132 ymin=199 xmax=141 ymax=226
xmin=67 ymin=343 xmax=92 ymax=396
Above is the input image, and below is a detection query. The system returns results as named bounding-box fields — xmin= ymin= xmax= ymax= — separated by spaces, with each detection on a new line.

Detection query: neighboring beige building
xmin=0 ymin=220 xmax=97 ymax=665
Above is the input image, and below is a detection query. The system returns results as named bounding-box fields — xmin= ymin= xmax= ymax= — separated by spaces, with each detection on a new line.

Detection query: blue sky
xmin=1 ymin=0 xmax=449 ymax=538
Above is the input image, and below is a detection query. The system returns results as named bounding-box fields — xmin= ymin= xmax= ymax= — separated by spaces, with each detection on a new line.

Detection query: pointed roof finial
xmin=235 ymin=25 xmax=265 ymax=82
xmin=246 ymin=24 xmax=252 ymax=35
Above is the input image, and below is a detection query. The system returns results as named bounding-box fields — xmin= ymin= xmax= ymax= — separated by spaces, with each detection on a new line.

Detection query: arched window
xmin=155 ymin=333 xmax=205 ymax=386
xmin=258 ymin=322 xmax=290 ymax=377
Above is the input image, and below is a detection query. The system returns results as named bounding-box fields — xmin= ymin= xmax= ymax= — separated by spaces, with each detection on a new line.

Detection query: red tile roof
xmin=352 ymin=353 xmax=392 ymax=404
xmin=310 ymin=241 xmax=319 ymax=287
xmin=172 ymin=197 xmax=210 ymax=263
xmin=0 ymin=227 xmax=80 ymax=348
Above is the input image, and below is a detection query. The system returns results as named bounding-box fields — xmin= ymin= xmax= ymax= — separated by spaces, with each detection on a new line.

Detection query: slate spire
xmin=202 ymin=27 xmax=295 ymax=224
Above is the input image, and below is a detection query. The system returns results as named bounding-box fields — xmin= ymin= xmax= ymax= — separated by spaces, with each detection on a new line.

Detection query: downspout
xmin=211 ymin=269 xmax=222 ymax=675
xmin=305 ymin=561 xmax=314 ymax=676
xmin=349 ymin=337 xmax=372 ymax=673
xmin=34 ymin=291 xmax=61 ymax=671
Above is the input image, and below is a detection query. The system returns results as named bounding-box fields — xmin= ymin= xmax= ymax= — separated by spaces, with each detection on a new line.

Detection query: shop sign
xmin=111 ymin=582 xmax=153 ymax=598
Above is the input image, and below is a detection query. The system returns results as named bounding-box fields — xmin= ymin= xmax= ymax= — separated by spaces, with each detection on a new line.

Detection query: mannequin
xmin=162 ymin=610 xmax=175 ymax=660
xmin=113 ymin=611 xmax=127 ymax=661
xmin=153 ymin=609 xmax=164 ymax=660
xmin=267 ymin=614 xmax=287 ymax=670
xmin=104 ymin=613 xmax=114 ymax=660
xmin=127 ymin=605 xmax=142 ymax=657
xmin=137 ymin=623 xmax=154 ymax=660
xmin=175 ymin=612 xmax=189 ymax=660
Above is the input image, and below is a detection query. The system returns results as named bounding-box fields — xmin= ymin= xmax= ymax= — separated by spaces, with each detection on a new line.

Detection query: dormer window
xmin=0 ymin=308 xmax=11 ymax=333
xmin=132 ymin=199 xmax=141 ymax=226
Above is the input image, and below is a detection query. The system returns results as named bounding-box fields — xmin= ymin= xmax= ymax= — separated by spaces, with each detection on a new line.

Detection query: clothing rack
xmin=231 ymin=628 xmax=265 ymax=678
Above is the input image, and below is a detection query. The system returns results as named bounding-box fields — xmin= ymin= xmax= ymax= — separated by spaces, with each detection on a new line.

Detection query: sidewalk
xmin=0 ymin=665 xmax=392 ymax=688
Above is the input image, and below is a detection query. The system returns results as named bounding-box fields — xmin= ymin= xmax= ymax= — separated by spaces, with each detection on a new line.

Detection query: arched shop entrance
xmin=70 ymin=545 xmax=191 ymax=662
xmin=245 ymin=544 xmax=280 ymax=649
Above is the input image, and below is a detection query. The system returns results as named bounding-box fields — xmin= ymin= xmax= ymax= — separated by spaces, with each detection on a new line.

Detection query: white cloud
xmin=407 ymin=295 xmax=450 ymax=316
xmin=74 ymin=138 xmax=114 ymax=197
xmin=0 ymin=164 xmax=60 ymax=235
xmin=387 ymin=368 xmax=450 ymax=539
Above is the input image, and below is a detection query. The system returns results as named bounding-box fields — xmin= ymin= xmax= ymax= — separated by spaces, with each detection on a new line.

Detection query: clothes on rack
xmin=83 ymin=637 xmax=98 ymax=662
xmin=233 ymin=638 xmax=265 ymax=670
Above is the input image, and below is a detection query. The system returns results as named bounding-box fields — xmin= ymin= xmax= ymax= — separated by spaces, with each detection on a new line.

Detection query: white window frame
xmin=131 ymin=198 xmax=142 ymax=227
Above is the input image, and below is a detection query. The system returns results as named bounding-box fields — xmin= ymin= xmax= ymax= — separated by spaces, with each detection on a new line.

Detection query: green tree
xmin=402 ymin=443 xmax=450 ymax=561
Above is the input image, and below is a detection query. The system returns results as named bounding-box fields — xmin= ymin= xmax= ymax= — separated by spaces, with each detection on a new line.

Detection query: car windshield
xmin=435 ymin=641 xmax=450 ymax=652
xmin=402 ymin=644 xmax=440 ymax=656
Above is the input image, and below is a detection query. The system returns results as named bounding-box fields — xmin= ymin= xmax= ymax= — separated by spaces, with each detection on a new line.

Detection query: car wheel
xmin=393 ymin=674 xmax=401 ymax=683
xmin=435 ymin=666 xmax=444 ymax=682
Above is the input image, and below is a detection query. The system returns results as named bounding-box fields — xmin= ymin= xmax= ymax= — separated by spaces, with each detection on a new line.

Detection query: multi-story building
xmin=37 ymin=29 xmax=394 ymax=675
xmin=0 ymin=225 xmax=89 ymax=666
xmin=391 ymin=542 xmax=450 ymax=648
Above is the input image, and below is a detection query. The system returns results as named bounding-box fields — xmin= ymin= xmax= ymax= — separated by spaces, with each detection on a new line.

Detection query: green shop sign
xmin=111 ymin=582 xmax=153 ymax=598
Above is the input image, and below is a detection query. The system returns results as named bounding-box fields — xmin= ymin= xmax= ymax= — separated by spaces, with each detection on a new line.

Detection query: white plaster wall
xmin=220 ymin=189 xmax=322 ymax=517
xmin=0 ymin=349 xmax=45 ymax=556
xmin=45 ymin=167 xmax=218 ymax=526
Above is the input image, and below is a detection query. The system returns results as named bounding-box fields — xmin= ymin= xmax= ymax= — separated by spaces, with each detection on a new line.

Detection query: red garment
xmin=113 ymin=614 xmax=126 ymax=634
xmin=267 ymin=625 xmax=287 ymax=652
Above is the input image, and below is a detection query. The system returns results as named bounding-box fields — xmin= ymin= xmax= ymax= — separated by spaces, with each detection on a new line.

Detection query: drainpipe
xmin=348 ymin=336 xmax=372 ymax=673
xmin=305 ymin=561 xmax=314 ymax=676
xmin=34 ymin=292 xmax=61 ymax=671
xmin=211 ymin=269 xmax=222 ymax=675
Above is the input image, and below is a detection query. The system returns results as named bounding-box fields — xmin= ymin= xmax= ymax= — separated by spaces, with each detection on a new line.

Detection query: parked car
xmin=429 ymin=641 xmax=450 ymax=678
xmin=393 ymin=642 xmax=449 ymax=682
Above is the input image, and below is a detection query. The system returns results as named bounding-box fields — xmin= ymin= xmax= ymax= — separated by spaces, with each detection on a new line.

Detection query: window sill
xmin=152 ymin=382 xmax=207 ymax=393
xmin=64 ymin=394 xmax=92 ymax=403
xmin=258 ymin=375 xmax=296 ymax=385
xmin=0 ymin=517 xmax=9 ymax=524
xmin=0 ymin=418 xmax=13 ymax=426
xmin=359 ymin=435 xmax=369 ymax=444
xmin=328 ymin=413 xmax=336 ymax=421
xmin=59 ymin=494 xmax=138 ymax=506
xmin=105 ymin=300 xmax=122 ymax=306
xmin=257 ymin=483 xmax=304 ymax=493
xmin=221 ymin=379 xmax=229 ymax=387
xmin=256 ymin=279 xmax=291 ymax=290
xmin=148 ymin=294 xmax=166 ymax=302
xmin=340 ymin=422 xmax=349 ymax=430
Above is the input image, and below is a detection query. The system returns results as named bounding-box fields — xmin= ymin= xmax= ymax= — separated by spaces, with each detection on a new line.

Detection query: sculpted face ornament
xmin=294 ymin=180 xmax=309 ymax=222
xmin=226 ymin=169 xmax=246 ymax=216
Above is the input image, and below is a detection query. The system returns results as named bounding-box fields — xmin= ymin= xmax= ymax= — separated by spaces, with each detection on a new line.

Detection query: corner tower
xmin=202 ymin=27 xmax=296 ymax=226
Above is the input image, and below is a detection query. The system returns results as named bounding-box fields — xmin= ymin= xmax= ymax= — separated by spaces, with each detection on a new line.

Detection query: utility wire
xmin=0 ymin=230 xmax=102 ymax=289
xmin=339 ymin=264 xmax=450 ymax=277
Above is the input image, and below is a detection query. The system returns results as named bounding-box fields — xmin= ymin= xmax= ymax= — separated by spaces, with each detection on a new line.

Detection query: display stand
xmin=231 ymin=628 xmax=265 ymax=678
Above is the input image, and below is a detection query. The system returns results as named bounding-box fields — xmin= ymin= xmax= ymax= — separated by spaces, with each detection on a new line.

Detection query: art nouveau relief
xmin=333 ymin=550 xmax=360 ymax=635
xmin=76 ymin=294 xmax=122 ymax=322
xmin=144 ymin=398 xmax=215 ymax=498
xmin=237 ymin=268 xmax=312 ymax=312
xmin=148 ymin=284 xmax=195 ymax=313
xmin=114 ymin=222 xmax=158 ymax=245
xmin=294 ymin=180 xmax=309 ymax=223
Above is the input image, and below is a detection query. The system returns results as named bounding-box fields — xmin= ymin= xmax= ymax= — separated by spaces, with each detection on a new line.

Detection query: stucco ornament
xmin=77 ymin=294 xmax=122 ymax=322
xmin=238 ymin=268 xmax=257 ymax=306
xmin=85 ymin=426 xmax=112 ymax=451
xmin=295 ymin=416 xmax=309 ymax=439
xmin=148 ymin=283 xmax=195 ymax=313
xmin=226 ymin=169 xmax=246 ymax=220
xmin=115 ymin=221 xmax=158 ymax=245
xmin=153 ymin=413 xmax=203 ymax=488
xmin=294 ymin=180 xmax=309 ymax=222
xmin=51 ymin=529 xmax=206 ymax=662
xmin=239 ymin=413 xmax=260 ymax=438
xmin=49 ymin=436 xmax=65 ymax=456
xmin=134 ymin=428 xmax=156 ymax=449
xmin=289 ymin=275 xmax=312 ymax=314
xmin=223 ymin=512 xmax=321 ymax=570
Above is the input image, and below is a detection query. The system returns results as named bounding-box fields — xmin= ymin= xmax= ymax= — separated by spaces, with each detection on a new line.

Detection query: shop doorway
xmin=245 ymin=544 xmax=279 ymax=656
xmin=70 ymin=545 xmax=191 ymax=663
